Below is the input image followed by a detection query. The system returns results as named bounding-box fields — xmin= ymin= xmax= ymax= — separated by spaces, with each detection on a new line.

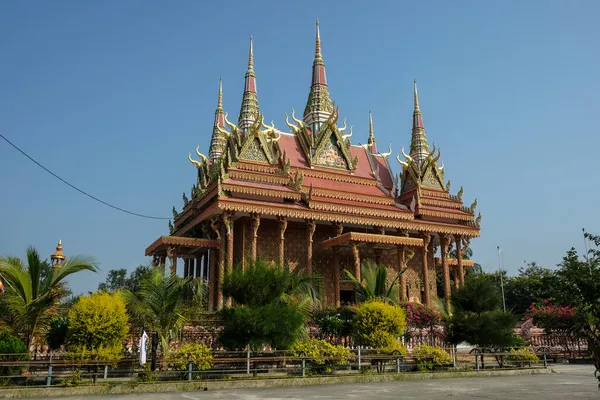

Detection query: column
xmin=159 ymin=255 xmax=166 ymax=267
xmin=278 ymin=216 xmax=288 ymax=267
xmin=225 ymin=213 xmax=234 ymax=275
xmin=167 ymin=246 xmax=177 ymax=276
xmin=250 ymin=213 xmax=260 ymax=263
xmin=306 ymin=219 xmax=316 ymax=275
xmin=208 ymin=249 xmax=216 ymax=311
xmin=151 ymin=255 xmax=159 ymax=267
xmin=203 ymin=251 xmax=209 ymax=280
xmin=332 ymin=246 xmax=341 ymax=307
xmin=351 ymin=243 xmax=361 ymax=282
xmin=440 ymin=235 xmax=452 ymax=313
xmin=183 ymin=258 xmax=189 ymax=278
xmin=397 ymin=246 xmax=407 ymax=303
xmin=454 ymin=267 xmax=460 ymax=289
xmin=195 ymin=255 xmax=202 ymax=279
xmin=217 ymin=225 xmax=226 ymax=309
xmin=455 ymin=234 xmax=464 ymax=287
xmin=421 ymin=233 xmax=431 ymax=306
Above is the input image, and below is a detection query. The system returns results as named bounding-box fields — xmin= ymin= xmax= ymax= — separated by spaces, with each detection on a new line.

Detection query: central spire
xmin=303 ymin=19 xmax=334 ymax=132
xmin=209 ymin=78 xmax=226 ymax=162
xmin=238 ymin=36 xmax=260 ymax=133
xmin=409 ymin=80 xmax=430 ymax=167
xmin=368 ymin=110 xmax=377 ymax=153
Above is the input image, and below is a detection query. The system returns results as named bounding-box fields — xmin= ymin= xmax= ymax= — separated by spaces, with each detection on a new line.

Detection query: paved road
xmin=42 ymin=364 xmax=598 ymax=399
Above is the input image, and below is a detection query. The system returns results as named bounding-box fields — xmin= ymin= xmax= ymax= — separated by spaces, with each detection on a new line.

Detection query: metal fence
xmin=0 ymin=346 xmax=553 ymax=388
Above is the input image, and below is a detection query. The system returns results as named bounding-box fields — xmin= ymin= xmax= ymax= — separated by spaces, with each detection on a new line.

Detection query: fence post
xmin=357 ymin=346 xmax=361 ymax=371
xmin=475 ymin=349 xmax=480 ymax=371
xmin=104 ymin=365 xmax=108 ymax=379
xmin=543 ymin=349 xmax=547 ymax=368
xmin=395 ymin=355 xmax=400 ymax=373
xmin=187 ymin=361 xmax=192 ymax=381
xmin=247 ymin=348 xmax=251 ymax=375
xmin=302 ymin=357 xmax=306 ymax=378
xmin=46 ymin=364 xmax=53 ymax=387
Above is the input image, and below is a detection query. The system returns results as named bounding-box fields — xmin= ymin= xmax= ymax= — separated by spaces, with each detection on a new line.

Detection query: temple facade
xmin=145 ymin=21 xmax=481 ymax=311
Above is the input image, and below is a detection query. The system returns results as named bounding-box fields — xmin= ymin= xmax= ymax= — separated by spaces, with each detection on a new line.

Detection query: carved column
xmin=333 ymin=246 xmax=341 ymax=307
xmin=203 ymin=252 xmax=209 ymax=280
xmin=159 ymin=255 xmax=166 ymax=267
xmin=250 ymin=213 xmax=260 ymax=263
xmin=225 ymin=213 xmax=234 ymax=274
xmin=278 ymin=216 xmax=288 ymax=267
xmin=397 ymin=246 xmax=407 ymax=303
xmin=440 ymin=235 xmax=452 ymax=313
xmin=152 ymin=255 xmax=159 ymax=267
xmin=421 ymin=233 xmax=431 ymax=306
xmin=455 ymin=234 xmax=464 ymax=288
xmin=208 ymin=249 xmax=216 ymax=311
xmin=167 ymin=246 xmax=177 ymax=276
xmin=351 ymin=243 xmax=361 ymax=282
xmin=195 ymin=255 xmax=202 ymax=279
xmin=333 ymin=222 xmax=343 ymax=237
xmin=306 ymin=219 xmax=316 ymax=275
xmin=454 ymin=267 xmax=460 ymax=289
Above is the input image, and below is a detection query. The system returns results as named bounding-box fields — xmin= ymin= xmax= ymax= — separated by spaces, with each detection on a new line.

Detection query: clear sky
xmin=1 ymin=0 xmax=599 ymax=294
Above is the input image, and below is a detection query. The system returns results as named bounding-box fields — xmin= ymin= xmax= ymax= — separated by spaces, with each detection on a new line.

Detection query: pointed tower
xmin=368 ymin=110 xmax=377 ymax=154
xmin=238 ymin=36 xmax=260 ymax=133
xmin=303 ymin=19 xmax=334 ymax=133
xmin=209 ymin=78 xmax=226 ymax=163
xmin=409 ymin=80 xmax=430 ymax=167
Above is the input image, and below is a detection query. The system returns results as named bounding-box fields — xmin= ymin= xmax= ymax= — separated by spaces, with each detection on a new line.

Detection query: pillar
xmin=250 ymin=213 xmax=260 ymax=263
xmin=159 ymin=255 xmax=166 ymax=267
xmin=455 ymin=234 xmax=464 ymax=287
xmin=421 ymin=233 xmax=431 ymax=306
xmin=208 ymin=249 xmax=216 ymax=311
xmin=152 ymin=255 xmax=159 ymax=267
xmin=278 ymin=216 xmax=288 ymax=267
xmin=397 ymin=246 xmax=407 ymax=303
xmin=225 ymin=214 xmax=234 ymax=274
xmin=217 ymin=226 xmax=226 ymax=309
xmin=195 ymin=255 xmax=202 ymax=279
xmin=183 ymin=257 xmax=190 ymax=278
xmin=333 ymin=246 xmax=341 ymax=307
xmin=440 ymin=235 xmax=452 ymax=313
xmin=306 ymin=219 xmax=316 ymax=275
xmin=167 ymin=246 xmax=177 ymax=276
xmin=203 ymin=252 xmax=209 ymax=280
xmin=351 ymin=243 xmax=361 ymax=282
xmin=454 ymin=267 xmax=460 ymax=289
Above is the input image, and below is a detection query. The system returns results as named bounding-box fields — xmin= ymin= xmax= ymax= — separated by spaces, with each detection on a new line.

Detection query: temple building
xmin=145 ymin=21 xmax=481 ymax=311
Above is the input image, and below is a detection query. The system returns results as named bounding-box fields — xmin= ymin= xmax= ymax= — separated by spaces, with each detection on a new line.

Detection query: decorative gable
xmin=239 ymin=137 xmax=270 ymax=163
xmin=314 ymin=135 xmax=348 ymax=169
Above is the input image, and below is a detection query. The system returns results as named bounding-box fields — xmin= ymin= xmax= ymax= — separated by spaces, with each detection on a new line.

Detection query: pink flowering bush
xmin=526 ymin=300 xmax=577 ymax=332
xmin=404 ymin=302 xmax=442 ymax=329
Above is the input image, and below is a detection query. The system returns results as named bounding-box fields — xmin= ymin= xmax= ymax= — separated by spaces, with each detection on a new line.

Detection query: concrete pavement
xmin=36 ymin=364 xmax=599 ymax=399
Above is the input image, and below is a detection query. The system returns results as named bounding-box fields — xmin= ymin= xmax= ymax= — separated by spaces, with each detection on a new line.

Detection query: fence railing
xmin=0 ymin=346 xmax=552 ymax=388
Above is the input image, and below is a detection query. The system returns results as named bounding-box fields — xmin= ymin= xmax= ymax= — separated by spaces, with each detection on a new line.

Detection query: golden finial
xmin=315 ymin=19 xmax=322 ymax=59
xmin=368 ymin=110 xmax=375 ymax=145
xmin=414 ymin=80 xmax=420 ymax=112
xmin=218 ymin=78 xmax=223 ymax=109
xmin=248 ymin=36 xmax=254 ymax=72
xmin=50 ymin=240 xmax=66 ymax=267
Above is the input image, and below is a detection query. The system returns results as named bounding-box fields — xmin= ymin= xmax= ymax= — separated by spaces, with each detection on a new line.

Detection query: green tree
xmin=554 ymin=234 xmax=600 ymax=387
xmin=219 ymin=260 xmax=319 ymax=350
xmin=446 ymin=273 xmax=518 ymax=348
xmin=98 ymin=265 xmax=152 ymax=293
xmin=0 ymin=246 xmax=97 ymax=348
xmin=344 ymin=260 xmax=401 ymax=304
xmin=122 ymin=265 xmax=191 ymax=360
xmin=503 ymin=262 xmax=558 ymax=316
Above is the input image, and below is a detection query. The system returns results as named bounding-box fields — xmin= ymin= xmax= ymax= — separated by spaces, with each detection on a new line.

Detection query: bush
xmin=505 ymin=348 xmax=539 ymax=366
xmin=291 ymin=339 xmax=354 ymax=374
xmin=412 ymin=344 xmax=452 ymax=371
xmin=46 ymin=317 xmax=69 ymax=351
xmin=169 ymin=343 xmax=213 ymax=374
xmin=404 ymin=302 xmax=442 ymax=329
xmin=0 ymin=330 xmax=29 ymax=378
xmin=313 ymin=306 xmax=355 ymax=340
xmin=66 ymin=292 xmax=129 ymax=359
xmin=353 ymin=300 xmax=406 ymax=349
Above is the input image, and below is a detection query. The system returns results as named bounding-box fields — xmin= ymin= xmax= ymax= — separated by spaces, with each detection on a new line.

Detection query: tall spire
xmin=368 ymin=110 xmax=377 ymax=153
xmin=303 ymin=19 xmax=334 ymax=131
xmin=209 ymin=78 xmax=226 ymax=162
xmin=238 ymin=36 xmax=259 ymax=132
xmin=409 ymin=80 xmax=430 ymax=166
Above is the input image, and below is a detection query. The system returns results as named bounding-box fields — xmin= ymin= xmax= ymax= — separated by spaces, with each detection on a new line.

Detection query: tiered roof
xmin=176 ymin=21 xmax=481 ymax=239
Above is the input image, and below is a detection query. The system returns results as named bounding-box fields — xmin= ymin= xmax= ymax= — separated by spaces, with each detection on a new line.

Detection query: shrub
xmin=169 ymin=343 xmax=213 ymax=374
xmin=404 ymin=302 xmax=442 ymax=329
xmin=412 ymin=344 xmax=452 ymax=371
xmin=46 ymin=317 xmax=69 ymax=351
xmin=526 ymin=301 xmax=578 ymax=332
xmin=291 ymin=339 xmax=354 ymax=374
xmin=0 ymin=330 xmax=29 ymax=378
xmin=353 ymin=300 xmax=406 ymax=349
xmin=505 ymin=348 xmax=539 ymax=366
xmin=66 ymin=292 xmax=129 ymax=359
xmin=313 ymin=306 xmax=355 ymax=340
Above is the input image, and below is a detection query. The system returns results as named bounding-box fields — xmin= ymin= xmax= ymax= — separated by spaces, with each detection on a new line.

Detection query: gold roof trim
xmin=420 ymin=197 xmax=463 ymax=209
xmin=320 ymin=232 xmax=424 ymax=250
xmin=305 ymin=187 xmax=396 ymax=206
xmin=145 ymin=236 xmax=220 ymax=256
xmin=300 ymin=168 xmax=379 ymax=186
xmin=235 ymin=160 xmax=280 ymax=174
xmin=223 ymin=182 xmax=302 ymax=201
xmin=435 ymin=257 xmax=475 ymax=267
xmin=309 ymin=199 xmax=413 ymax=221
xmin=229 ymin=170 xmax=290 ymax=185
xmin=418 ymin=208 xmax=474 ymax=221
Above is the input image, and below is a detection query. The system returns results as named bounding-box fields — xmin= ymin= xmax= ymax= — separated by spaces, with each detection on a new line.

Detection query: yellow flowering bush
xmin=291 ymin=339 xmax=355 ymax=374
xmin=412 ymin=344 xmax=452 ymax=371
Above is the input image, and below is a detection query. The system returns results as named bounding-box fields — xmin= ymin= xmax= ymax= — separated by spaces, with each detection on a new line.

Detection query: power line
xmin=0 ymin=133 xmax=172 ymax=220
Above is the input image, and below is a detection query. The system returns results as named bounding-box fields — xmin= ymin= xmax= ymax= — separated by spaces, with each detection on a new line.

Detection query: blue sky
xmin=1 ymin=0 xmax=599 ymax=294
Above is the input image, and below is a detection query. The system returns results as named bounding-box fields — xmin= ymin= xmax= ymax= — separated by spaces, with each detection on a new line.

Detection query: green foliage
xmin=169 ymin=343 xmax=213 ymax=373
xmin=0 ymin=246 xmax=97 ymax=347
xmin=66 ymin=291 xmax=129 ymax=354
xmin=344 ymin=260 xmax=401 ymax=304
xmin=412 ymin=344 xmax=452 ymax=371
xmin=446 ymin=274 xmax=518 ymax=347
xmin=291 ymin=339 xmax=354 ymax=374
xmin=504 ymin=348 xmax=539 ymax=366
xmin=219 ymin=260 xmax=319 ymax=350
xmin=46 ymin=317 xmax=69 ymax=350
xmin=503 ymin=262 xmax=558 ymax=316
xmin=122 ymin=265 xmax=191 ymax=358
xmin=353 ymin=300 xmax=407 ymax=349
xmin=313 ymin=306 xmax=355 ymax=339
xmin=98 ymin=265 xmax=152 ymax=293
xmin=0 ymin=330 xmax=29 ymax=378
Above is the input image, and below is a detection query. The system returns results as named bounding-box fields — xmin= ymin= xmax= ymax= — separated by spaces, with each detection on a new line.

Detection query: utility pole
xmin=497 ymin=246 xmax=506 ymax=312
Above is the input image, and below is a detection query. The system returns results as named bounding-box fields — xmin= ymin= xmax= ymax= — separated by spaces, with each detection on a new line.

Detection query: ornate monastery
xmin=145 ymin=21 xmax=481 ymax=311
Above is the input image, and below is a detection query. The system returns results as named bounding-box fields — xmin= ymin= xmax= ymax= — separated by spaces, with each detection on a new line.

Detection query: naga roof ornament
xmin=238 ymin=36 xmax=260 ymax=133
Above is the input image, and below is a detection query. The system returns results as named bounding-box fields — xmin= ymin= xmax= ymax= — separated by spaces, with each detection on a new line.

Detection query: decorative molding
xmin=145 ymin=236 xmax=219 ymax=256
xmin=320 ymin=232 xmax=424 ymax=250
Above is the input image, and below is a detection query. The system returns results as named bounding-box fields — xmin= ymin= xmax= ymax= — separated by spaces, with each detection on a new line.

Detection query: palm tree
xmin=344 ymin=259 xmax=402 ymax=304
xmin=122 ymin=265 xmax=192 ymax=361
xmin=0 ymin=246 xmax=97 ymax=348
